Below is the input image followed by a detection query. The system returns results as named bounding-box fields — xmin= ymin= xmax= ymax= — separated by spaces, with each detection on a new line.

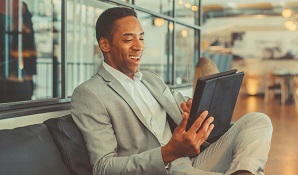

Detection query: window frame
xmin=0 ymin=0 xmax=202 ymax=118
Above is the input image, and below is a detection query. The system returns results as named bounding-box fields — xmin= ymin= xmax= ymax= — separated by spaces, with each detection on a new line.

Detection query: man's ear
xmin=99 ymin=37 xmax=110 ymax=53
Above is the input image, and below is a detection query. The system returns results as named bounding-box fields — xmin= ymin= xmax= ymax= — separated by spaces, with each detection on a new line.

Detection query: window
xmin=0 ymin=0 xmax=202 ymax=112
xmin=0 ymin=0 xmax=62 ymax=103
xmin=175 ymin=24 xmax=198 ymax=85
xmin=176 ymin=0 xmax=200 ymax=25
xmin=138 ymin=11 xmax=173 ymax=84
xmin=65 ymin=1 xmax=113 ymax=97
xmin=135 ymin=0 xmax=173 ymax=17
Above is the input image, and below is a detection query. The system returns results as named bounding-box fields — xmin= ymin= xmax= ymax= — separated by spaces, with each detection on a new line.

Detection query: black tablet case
xmin=186 ymin=69 xmax=245 ymax=143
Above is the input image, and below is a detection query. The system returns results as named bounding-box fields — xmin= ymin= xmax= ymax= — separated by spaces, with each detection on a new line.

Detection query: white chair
xmin=264 ymin=73 xmax=288 ymax=104
xmin=293 ymin=76 xmax=298 ymax=104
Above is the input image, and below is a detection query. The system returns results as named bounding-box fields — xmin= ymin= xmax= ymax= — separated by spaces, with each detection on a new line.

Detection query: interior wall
xmin=232 ymin=59 xmax=298 ymax=95
xmin=0 ymin=110 xmax=70 ymax=130
xmin=202 ymin=15 xmax=298 ymax=95
xmin=232 ymin=31 xmax=298 ymax=59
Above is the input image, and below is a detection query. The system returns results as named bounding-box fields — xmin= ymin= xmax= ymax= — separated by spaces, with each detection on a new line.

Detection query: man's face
xmin=103 ymin=16 xmax=144 ymax=79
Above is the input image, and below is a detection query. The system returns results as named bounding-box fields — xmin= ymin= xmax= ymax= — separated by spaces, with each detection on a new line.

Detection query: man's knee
xmin=242 ymin=112 xmax=273 ymax=133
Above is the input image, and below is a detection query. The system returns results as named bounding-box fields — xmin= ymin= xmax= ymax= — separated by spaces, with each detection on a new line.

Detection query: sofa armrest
xmin=44 ymin=114 xmax=92 ymax=175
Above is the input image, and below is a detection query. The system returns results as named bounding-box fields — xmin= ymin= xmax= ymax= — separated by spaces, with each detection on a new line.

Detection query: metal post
xmin=52 ymin=0 xmax=58 ymax=97
xmin=18 ymin=0 xmax=23 ymax=79
xmin=61 ymin=0 xmax=67 ymax=98
xmin=171 ymin=1 xmax=176 ymax=85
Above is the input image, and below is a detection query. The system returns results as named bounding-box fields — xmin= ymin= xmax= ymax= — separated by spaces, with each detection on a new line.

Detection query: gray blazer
xmin=71 ymin=64 xmax=188 ymax=175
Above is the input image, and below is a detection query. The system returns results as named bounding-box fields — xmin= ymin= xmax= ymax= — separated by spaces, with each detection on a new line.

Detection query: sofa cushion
xmin=44 ymin=114 xmax=92 ymax=175
xmin=0 ymin=124 xmax=71 ymax=175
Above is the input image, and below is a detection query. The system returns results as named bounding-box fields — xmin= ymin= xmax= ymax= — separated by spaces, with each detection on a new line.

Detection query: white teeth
xmin=130 ymin=56 xmax=140 ymax=60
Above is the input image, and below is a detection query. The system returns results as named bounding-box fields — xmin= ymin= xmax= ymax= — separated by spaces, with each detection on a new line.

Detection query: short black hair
xmin=95 ymin=7 xmax=137 ymax=43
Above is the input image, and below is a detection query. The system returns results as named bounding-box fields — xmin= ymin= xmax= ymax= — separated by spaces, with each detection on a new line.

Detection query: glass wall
xmin=0 ymin=0 xmax=61 ymax=103
xmin=0 ymin=0 xmax=201 ymax=106
xmin=137 ymin=11 xmax=173 ymax=85
xmin=135 ymin=0 xmax=173 ymax=17
xmin=65 ymin=1 xmax=111 ymax=97
xmin=175 ymin=24 xmax=197 ymax=85
xmin=176 ymin=0 xmax=199 ymax=25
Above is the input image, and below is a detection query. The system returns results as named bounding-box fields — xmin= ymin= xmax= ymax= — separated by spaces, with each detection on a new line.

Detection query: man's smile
xmin=130 ymin=55 xmax=141 ymax=61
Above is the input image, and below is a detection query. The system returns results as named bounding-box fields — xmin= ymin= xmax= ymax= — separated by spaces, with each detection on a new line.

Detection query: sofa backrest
xmin=43 ymin=114 xmax=92 ymax=175
xmin=0 ymin=123 xmax=71 ymax=175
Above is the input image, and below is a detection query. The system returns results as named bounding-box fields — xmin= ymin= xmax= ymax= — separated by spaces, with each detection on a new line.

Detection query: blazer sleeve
xmin=71 ymin=84 xmax=169 ymax=175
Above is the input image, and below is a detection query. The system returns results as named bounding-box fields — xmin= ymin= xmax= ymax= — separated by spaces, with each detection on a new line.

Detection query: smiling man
xmin=71 ymin=7 xmax=273 ymax=175
xmin=100 ymin=15 xmax=144 ymax=79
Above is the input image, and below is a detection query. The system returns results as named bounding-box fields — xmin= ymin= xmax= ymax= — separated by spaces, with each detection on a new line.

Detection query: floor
xmin=232 ymin=95 xmax=298 ymax=175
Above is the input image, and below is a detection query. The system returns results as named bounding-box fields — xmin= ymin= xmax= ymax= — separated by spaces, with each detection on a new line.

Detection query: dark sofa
xmin=0 ymin=114 xmax=92 ymax=175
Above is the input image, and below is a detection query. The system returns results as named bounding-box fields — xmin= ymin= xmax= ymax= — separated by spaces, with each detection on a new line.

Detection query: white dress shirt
xmin=102 ymin=61 xmax=172 ymax=146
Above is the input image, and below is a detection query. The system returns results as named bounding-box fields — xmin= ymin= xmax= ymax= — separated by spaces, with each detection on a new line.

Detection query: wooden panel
xmin=236 ymin=3 xmax=273 ymax=10
xmin=203 ymin=4 xmax=224 ymax=13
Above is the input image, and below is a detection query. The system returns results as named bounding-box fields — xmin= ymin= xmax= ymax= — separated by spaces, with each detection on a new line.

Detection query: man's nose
xmin=132 ymin=39 xmax=144 ymax=51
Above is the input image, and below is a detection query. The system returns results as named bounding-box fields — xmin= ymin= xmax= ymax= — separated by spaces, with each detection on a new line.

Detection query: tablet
xmin=186 ymin=69 xmax=245 ymax=143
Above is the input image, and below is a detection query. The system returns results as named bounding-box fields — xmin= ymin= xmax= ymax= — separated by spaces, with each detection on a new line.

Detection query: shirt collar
xmin=102 ymin=61 xmax=143 ymax=83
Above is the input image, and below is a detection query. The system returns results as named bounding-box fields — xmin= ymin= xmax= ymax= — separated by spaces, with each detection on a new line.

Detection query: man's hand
xmin=180 ymin=98 xmax=193 ymax=114
xmin=161 ymin=98 xmax=214 ymax=164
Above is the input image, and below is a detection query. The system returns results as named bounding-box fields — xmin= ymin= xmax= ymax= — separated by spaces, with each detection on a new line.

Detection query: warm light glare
xmin=192 ymin=6 xmax=198 ymax=11
xmin=246 ymin=78 xmax=259 ymax=95
xmin=181 ymin=29 xmax=188 ymax=37
xmin=289 ymin=23 xmax=297 ymax=31
xmin=285 ymin=20 xmax=294 ymax=28
xmin=185 ymin=3 xmax=191 ymax=8
xmin=254 ymin=15 xmax=266 ymax=19
xmin=154 ymin=18 xmax=165 ymax=27
xmin=282 ymin=8 xmax=292 ymax=18
xmin=209 ymin=46 xmax=224 ymax=51
xmin=178 ymin=0 xmax=183 ymax=5
xmin=284 ymin=20 xmax=297 ymax=31
xmin=168 ymin=23 xmax=173 ymax=32
xmin=247 ymin=96 xmax=258 ymax=112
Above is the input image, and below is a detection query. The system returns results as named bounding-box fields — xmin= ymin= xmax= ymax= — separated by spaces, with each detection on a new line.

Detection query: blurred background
xmin=0 ymin=0 xmax=298 ymax=174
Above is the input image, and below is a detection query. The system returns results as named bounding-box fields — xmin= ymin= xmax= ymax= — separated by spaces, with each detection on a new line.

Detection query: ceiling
xmin=200 ymin=0 xmax=298 ymax=34
xmin=137 ymin=0 xmax=298 ymax=32
xmin=202 ymin=0 xmax=298 ymax=18
xmin=202 ymin=0 xmax=298 ymax=8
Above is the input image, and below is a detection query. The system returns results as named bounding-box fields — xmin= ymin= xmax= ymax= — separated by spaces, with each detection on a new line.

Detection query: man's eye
xmin=140 ymin=38 xmax=144 ymax=41
xmin=123 ymin=39 xmax=132 ymax=42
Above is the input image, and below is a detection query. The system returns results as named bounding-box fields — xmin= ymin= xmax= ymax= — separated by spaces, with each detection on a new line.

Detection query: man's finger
xmin=188 ymin=111 xmax=208 ymax=133
xmin=194 ymin=117 xmax=214 ymax=141
xmin=186 ymin=98 xmax=192 ymax=110
xmin=201 ymin=117 xmax=214 ymax=132
xmin=205 ymin=124 xmax=214 ymax=139
xmin=180 ymin=98 xmax=193 ymax=113
xmin=176 ymin=112 xmax=189 ymax=132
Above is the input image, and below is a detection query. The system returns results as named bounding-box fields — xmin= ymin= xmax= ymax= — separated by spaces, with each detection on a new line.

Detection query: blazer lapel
xmin=97 ymin=64 xmax=151 ymax=130
xmin=142 ymin=79 xmax=182 ymax=125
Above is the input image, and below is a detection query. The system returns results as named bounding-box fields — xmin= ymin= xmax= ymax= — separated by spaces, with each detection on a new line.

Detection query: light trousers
xmin=171 ymin=112 xmax=273 ymax=175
